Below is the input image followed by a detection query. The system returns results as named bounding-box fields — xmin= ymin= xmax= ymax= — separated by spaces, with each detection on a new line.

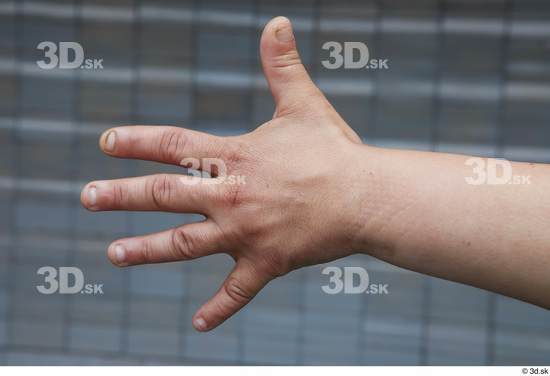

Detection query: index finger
xmin=99 ymin=125 xmax=229 ymax=168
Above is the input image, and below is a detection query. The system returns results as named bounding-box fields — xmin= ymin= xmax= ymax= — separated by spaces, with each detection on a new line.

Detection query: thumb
xmin=260 ymin=16 xmax=323 ymax=117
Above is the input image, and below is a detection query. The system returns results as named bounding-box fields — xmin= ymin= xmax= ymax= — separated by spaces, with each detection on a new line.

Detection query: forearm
xmin=354 ymin=146 xmax=550 ymax=308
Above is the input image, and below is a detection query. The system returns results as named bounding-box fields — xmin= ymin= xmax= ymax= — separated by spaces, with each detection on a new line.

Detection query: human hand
xmin=81 ymin=17 xmax=376 ymax=331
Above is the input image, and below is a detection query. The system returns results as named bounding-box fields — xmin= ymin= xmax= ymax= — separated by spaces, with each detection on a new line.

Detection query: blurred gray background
xmin=0 ymin=0 xmax=549 ymax=366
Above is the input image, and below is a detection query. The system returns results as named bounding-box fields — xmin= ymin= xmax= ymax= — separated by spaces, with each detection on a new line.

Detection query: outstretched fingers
xmin=99 ymin=125 xmax=229 ymax=168
xmin=107 ymin=220 xmax=225 ymax=267
xmin=192 ymin=259 xmax=272 ymax=331
xmin=81 ymin=174 xmax=222 ymax=215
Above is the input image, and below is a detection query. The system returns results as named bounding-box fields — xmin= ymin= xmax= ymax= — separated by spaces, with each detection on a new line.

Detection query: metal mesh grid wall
xmin=0 ymin=0 xmax=549 ymax=365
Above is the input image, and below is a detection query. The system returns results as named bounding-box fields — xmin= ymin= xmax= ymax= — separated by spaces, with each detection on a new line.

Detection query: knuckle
xmin=225 ymin=183 xmax=246 ymax=208
xmin=271 ymin=50 xmax=302 ymax=69
xmin=170 ymin=227 xmax=197 ymax=260
xmin=149 ymin=175 xmax=174 ymax=209
xmin=223 ymin=137 xmax=246 ymax=165
xmin=158 ymin=129 xmax=187 ymax=162
xmin=262 ymin=251 xmax=291 ymax=279
xmin=111 ymin=182 xmax=128 ymax=208
xmin=224 ymin=277 xmax=254 ymax=304
xmin=141 ymin=239 xmax=155 ymax=264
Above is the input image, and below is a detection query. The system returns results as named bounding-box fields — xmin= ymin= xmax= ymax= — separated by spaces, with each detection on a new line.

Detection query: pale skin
xmin=81 ymin=17 xmax=550 ymax=331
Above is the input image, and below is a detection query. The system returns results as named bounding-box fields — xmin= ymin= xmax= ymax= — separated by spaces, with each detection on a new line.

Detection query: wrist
xmin=344 ymin=145 xmax=406 ymax=257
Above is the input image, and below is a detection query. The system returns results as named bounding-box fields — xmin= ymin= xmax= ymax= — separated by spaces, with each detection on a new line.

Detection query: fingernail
xmin=104 ymin=131 xmax=116 ymax=152
xmin=194 ymin=317 xmax=207 ymax=331
xmin=114 ymin=244 xmax=126 ymax=264
xmin=87 ymin=186 xmax=97 ymax=207
xmin=275 ymin=18 xmax=293 ymax=43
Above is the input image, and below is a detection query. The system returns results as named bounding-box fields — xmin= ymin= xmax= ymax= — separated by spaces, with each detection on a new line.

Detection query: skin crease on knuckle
xmin=170 ymin=226 xmax=197 ymax=261
xmin=158 ymin=129 xmax=187 ymax=162
xmin=150 ymin=175 xmax=173 ymax=210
